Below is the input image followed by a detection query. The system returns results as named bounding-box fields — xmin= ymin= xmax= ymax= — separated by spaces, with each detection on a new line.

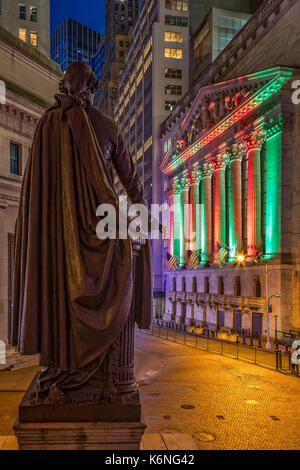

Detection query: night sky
xmin=50 ymin=0 xmax=105 ymax=34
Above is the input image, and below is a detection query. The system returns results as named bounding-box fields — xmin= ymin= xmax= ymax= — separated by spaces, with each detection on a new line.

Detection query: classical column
xmin=168 ymin=189 xmax=174 ymax=256
xmin=173 ymin=180 xmax=184 ymax=265
xmin=213 ymin=154 xmax=227 ymax=259
xmin=200 ymin=163 xmax=213 ymax=264
xmin=181 ymin=177 xmax=190 ymax=263
xmin=0 ymin=201 xmax=8 ymax=343
xmin=227 ymin=143 xmax=247 ymax=260
xmin=244 ymin=131 xmax=266 ymax=258
xmin=189 ymin=168 xmax=201 ymax=254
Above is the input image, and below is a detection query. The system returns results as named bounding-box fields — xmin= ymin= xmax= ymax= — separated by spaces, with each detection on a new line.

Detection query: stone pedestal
xmin=14 ymin=420 xmax=146 ymax=450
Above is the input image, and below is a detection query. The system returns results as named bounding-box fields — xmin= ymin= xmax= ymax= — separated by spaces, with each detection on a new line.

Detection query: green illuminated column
xmin=213 ymin=154 xmax=227 ymax=260
xmin=244 ymin=131 xmax=266 ymax=258
xmin=227 ymin=143 xmax=247 ymax=261
xmin=189 ymin=168 xmax=201 ymax=254
xmin=200 ymin=163 xmax=213 ymax=263
xmin=173 ymin=180 xmax=185 ymax=266
xmin=181 ymin=177 xmax=190 ymax=263
xmin=168 ymin=189 xmax=174 ymax=256
xmin=265 ymin=131 xmax=282 ymax=258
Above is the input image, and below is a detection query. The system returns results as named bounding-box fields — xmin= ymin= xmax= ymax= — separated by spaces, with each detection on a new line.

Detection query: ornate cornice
xmin=161 ymin=0 xmax=297 ymax=136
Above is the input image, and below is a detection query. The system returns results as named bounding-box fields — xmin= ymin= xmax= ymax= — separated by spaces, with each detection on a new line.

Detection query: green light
xmin=265 ymin=132 xmax=282 ymax=257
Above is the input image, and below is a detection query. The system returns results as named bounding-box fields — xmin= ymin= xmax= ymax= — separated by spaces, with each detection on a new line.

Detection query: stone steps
xmin=0 ymin=345 xmax=38 ymax=371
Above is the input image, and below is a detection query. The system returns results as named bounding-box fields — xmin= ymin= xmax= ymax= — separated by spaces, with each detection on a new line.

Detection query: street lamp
xmin=266 ymin=295 xmax=280 ymax=350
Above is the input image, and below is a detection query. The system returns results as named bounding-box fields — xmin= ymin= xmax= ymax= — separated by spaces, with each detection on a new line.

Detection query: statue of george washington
xmin=11 ymin=62 xmax=152 ymax=404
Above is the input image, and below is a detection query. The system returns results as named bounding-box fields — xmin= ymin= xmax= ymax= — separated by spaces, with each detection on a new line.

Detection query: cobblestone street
xmin=136 ymin=331 xmax=300 ymax=450
xmin=0 ymin=330 xmax=299 ymax=450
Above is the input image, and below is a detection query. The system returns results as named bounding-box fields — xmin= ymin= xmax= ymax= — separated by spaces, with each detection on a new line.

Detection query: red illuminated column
xmin=168 ymin=189 xmax=174 ymax=256
xmin=213 ymin=154 xmax=227 ymax=259
xmin=200 ymin=163 xmax=214 ymax=262
xmin=181 ymin=177 xmax=190 ymax=262
xmin=244 ymin=131 xmax=266 ymax=258
xmin=189 ymin=169 xmax=201 ymax=253
xmin=227 ymin=143 xmax=247 ymax=260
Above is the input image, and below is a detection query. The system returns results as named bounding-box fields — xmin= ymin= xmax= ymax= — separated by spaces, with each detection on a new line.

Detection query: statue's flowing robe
xmin=11 ymin=94 xmax=152 ymax=372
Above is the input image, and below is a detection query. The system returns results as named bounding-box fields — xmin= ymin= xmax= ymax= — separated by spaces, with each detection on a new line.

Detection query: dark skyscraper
xmin=51 ymin=17 xmax=102 ymax=72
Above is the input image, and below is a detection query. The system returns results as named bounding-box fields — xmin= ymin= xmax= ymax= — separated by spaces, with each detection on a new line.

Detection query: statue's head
xmin=59 ymin=61 xmax=100 ymax=107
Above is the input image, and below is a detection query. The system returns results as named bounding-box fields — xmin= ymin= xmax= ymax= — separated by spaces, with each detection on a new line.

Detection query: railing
xmin=148 ymin=324 xmax=298 ymax=377
xmin=275 ymin=330 xmax=300 ymax=346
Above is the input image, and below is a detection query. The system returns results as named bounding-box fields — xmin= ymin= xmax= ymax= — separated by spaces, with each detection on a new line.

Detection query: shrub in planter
xmin=218 ymin=327 xmax=228 ymax=340
xmin=229 ymin=328 xmax=239 ymax=342
xmin=196 ymin=324 xmax=204 ymax=335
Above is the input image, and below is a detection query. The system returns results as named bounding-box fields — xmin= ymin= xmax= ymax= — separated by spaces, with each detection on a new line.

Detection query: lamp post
xmin=266 ymin=295 xmax=280 ymax=350
xmin=274 ymin=315 xmax=278 ymax=343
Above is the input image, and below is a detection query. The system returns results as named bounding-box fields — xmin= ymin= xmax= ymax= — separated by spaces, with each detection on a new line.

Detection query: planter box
xmin=218 ymin=332 xmax=228 ymax=340
xmin=228 ymin=334 xmax=239 ymax=342
xmin=196 ymin=328 xmax=204 ymax=335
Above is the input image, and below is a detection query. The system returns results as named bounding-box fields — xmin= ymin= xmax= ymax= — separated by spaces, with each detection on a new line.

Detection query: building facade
xmin=96 ymin=0 xmax=140 ymax=116
xmin=191 ymin=7 xmax=251 ymax=83
xmin=0 ymin=26 xmax=61 ymax=344
xmin=188 ymin=0 xmax=262 ymax=35
xmin=160 ymin=0 xmax=300 ymax=339
xmin=51 ymin=17 xmax=102 ymax=72
xmin=90 ymin=35 xmax=106 ymax=81
xmin=115 ymin=0 xmax=191 ymax=315
xmin=0 ymin=0 xmax=50 ymax=56
xmin=114 ymin=0 xmax=257 ymax=317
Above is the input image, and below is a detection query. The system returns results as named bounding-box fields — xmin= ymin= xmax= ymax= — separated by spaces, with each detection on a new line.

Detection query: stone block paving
xmin=136 ymin=331 xmax=300 ymax=450
xmin=0 ymin=336 xmax=299 ymax=450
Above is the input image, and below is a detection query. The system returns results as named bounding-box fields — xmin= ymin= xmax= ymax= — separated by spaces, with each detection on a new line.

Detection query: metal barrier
xmin=149 ymin=324 xmax=297 ymax=377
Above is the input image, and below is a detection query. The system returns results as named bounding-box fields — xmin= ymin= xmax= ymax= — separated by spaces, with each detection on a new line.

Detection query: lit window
xmin=165 ymin=48 xmax=182 ymax=59
xmin=30 ymin=6 xmax=37 ymax=22
xmin=10 ymin=143 xmax=21 ymax=175
xmin=19 ymin=4 xmax=26 ymax=19
xmin=165 ymin=100 xmax=177 ymax=111
xmin=165 ymin=84 xmax=182 ymax=95
xmin=164 ymin=68 xmax=182 ymax=79
xmin=30 ymin=31 xmax=38 ymax=47
xmin=18 ymin=28 xmax=27 ymax=42
xmin=165 ymin=0 xmax=188 ymax=12
xmin=165 ymin=31 xmax=183 ymax=43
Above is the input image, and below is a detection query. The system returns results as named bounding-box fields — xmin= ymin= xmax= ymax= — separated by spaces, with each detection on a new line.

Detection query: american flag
xmin=254 ymin=250 xmax=263 ymax=264
xmin=216 ymin=242 xmax=228 ymax=267
xmin=187 ymin=250 xmax=199 ymax=270
xmin=166 ymin=252 xmax=178 ymax=271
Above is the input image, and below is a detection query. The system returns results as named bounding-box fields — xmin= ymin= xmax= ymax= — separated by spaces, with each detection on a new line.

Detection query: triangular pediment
xmin=161 ymin=67 xmax=294 ymax=174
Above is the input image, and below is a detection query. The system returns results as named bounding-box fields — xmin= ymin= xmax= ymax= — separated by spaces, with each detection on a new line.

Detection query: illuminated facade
xmin=160 ymin=0 xmax=300 ymax=339
xmin=161 ymin=66 xmax=298 ymax=338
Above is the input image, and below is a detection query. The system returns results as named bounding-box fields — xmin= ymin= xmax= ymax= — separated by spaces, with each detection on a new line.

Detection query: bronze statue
xmin=11 ymin=62 xmax=152 ymax=404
